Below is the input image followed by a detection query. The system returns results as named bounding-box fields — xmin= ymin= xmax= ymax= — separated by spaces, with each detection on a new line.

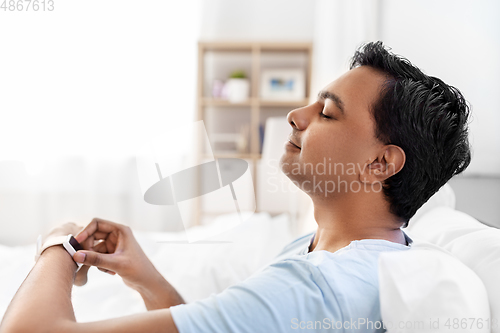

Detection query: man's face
xmin=280 ymin=66 xmax=387 ymax=196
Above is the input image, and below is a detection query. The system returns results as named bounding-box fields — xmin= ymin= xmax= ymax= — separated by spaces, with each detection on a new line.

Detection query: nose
xmin=287 ymin=105 xmax=310 ymax=131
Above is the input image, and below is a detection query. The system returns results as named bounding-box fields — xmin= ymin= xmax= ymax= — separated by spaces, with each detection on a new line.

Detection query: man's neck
xmin=308 ymin=192 xmax=406 ymax=253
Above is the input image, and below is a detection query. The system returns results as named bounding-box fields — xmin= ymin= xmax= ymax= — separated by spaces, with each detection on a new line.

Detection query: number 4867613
xmin=1 ymin=0 xmax=54 ymax=11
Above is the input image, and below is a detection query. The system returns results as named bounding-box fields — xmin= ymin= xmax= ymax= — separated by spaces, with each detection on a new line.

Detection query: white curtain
xmin=0 ymin=0 xmax=201 ymax=245
xmin=311 ymin=0 xmax=381 ymax=97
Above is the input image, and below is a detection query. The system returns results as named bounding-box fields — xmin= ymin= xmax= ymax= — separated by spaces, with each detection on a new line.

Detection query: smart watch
xmin=35 ymin=234 xmax=84 ymax=271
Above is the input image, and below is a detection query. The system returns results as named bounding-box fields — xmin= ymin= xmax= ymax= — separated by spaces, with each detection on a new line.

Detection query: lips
xmin=288 ymin=137 xmax=301 ymax=149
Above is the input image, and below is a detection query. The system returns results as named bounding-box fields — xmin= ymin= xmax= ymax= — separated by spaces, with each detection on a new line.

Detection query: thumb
xmin=74 ymin=265 xmax=91 ymax=287
xmin=73 ymin=250 xmax=117 ymax=271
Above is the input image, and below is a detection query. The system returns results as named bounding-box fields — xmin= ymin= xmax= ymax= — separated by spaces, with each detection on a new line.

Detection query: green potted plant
xmin=225 ymin=70 xmax=250 ymax=103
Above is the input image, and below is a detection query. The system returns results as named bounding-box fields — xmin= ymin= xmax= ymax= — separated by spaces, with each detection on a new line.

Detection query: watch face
xmin=69 ymin=236 xmax=84 ymax=251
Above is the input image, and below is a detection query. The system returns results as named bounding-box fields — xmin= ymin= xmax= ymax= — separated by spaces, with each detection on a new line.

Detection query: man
xmin=0 ymin=41 xmax=471 ymax=332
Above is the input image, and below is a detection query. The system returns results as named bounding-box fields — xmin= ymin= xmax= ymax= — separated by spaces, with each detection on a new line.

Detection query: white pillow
xmin=405 ymin=206 xmax=500 ymax=333
xmin=144 ymin=212 xmax=294 ymax=302
xmin=379 ymin=240 xmax=490 ymax=333
xmin=408 ymin=183 xmax=456 ymax=225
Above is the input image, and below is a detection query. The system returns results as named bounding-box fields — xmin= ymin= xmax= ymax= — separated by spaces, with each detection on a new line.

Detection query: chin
xmin=279 ymin=153 xmax=294 ymax=177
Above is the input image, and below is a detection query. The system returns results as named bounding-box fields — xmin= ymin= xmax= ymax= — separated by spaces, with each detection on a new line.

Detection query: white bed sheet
xmin=0 ymin=212 xmax=294 ymax=322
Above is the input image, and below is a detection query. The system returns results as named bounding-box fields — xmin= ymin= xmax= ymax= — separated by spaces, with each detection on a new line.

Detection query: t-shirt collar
xmin=307 ymin=229 xmax=413 ymax=253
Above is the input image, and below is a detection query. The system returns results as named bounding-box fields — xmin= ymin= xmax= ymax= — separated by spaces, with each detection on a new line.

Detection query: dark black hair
xmin=350 ymin=41 xmax=471 ymax=226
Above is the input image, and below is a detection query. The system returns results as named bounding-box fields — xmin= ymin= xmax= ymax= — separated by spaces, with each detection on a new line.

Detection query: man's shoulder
xmin=269 ymin=238 xmax=411 ymax=289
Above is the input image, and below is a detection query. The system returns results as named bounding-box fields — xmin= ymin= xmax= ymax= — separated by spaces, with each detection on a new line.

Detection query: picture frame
xmin=260 ymin=68 xmax=305 ymax=101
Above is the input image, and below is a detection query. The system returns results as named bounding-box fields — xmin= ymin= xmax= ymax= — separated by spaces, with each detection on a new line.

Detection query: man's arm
xmin=0 ymin=245 xmax=179 ymax=333
xmin=0 ymin=246 xmax=77 ymax=332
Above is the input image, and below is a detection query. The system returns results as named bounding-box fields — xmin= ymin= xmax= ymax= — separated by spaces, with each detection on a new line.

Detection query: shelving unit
xmin=195 ymin=41 xmax=312 ymax=224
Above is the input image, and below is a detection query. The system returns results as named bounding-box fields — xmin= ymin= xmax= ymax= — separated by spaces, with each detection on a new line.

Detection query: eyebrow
xmin=318 ymin=90 xmax=345 ymax=115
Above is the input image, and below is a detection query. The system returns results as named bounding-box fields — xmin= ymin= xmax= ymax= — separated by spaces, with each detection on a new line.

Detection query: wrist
xmin=37 ymin=234 xmax=83 ymax=272
xmin=140 ymin=275 xmax=185 ymax=311
xmin=41 ymin=245 xmax=79 ymax=271
xmin=136 ymin=273 xmax=184 ymax=310
xmin=36 ymin=235 xmax=67 ymax=261
xmin=135 ymin=270 xmax=168 ymax=295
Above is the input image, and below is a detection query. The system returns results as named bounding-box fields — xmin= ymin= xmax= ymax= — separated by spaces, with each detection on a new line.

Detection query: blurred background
xmin=0 ymin=0 xmax=498 ymax=246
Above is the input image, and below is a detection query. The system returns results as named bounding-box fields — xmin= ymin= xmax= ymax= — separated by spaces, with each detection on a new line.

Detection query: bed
xmin=0 ymin=212 xmax=295 ymax=322
xmin=0 ymin=185 xmax=498 ymax=333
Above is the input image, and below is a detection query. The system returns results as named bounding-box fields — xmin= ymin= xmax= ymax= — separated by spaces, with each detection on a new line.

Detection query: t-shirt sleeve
xmin=169 ymin=259 xmax=342 ymax=333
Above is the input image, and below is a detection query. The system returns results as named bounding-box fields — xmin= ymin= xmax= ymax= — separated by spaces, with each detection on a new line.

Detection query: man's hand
xmin=73 ymin=218 xmax=184 ymax=310
xmin=45 ymin=222 xmax=82 ymax=240
xmin=42 ymin=222 xmax=91 ymax=286
xmin=74 ymin=218 xmax=157 ymax=291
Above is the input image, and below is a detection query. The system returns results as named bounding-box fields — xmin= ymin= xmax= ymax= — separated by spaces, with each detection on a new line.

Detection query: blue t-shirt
xmin=170 ymin=232 xmax=412 ymax=333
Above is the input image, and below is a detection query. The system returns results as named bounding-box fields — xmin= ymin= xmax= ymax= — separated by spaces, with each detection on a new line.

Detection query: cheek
xmin=303 ymin=129 xmax=348 ymax=161
xmin=303 ymin=126 xmax=369 ymax=167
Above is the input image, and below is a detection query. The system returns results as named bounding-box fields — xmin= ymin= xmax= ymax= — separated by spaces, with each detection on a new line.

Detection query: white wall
xmin=199 ymin=0 xmax=316 ymax=41
xmin=380 ymin=0 xmax=500 ymax=176
xmin=449 ymin=176 xmax=500 ymax=228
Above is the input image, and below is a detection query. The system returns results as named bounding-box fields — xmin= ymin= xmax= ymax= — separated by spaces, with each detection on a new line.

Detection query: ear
xmin=360 ymin=145 xmax=406 ymax=184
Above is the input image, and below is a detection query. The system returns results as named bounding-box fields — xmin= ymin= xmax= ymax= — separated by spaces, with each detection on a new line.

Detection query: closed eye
xmin=320 ymin=111 xmax=333 ymax=119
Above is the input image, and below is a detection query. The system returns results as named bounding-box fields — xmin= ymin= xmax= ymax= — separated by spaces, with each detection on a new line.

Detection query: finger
xmin=75 ymin=218 xmax=127 ymax=243
xmin=91 ymin=232 xmax=119 ymax=251
xmin=93 ymin=238 xmax=104 ymax=246
xmin=74 ymin=265 xmax=91 ymax=287
xmin=105 ymin=239 xmax=117 ymax=253
xmin=76 ymin=224 xmax=85 ymax=234
xmin=107 ymin=231 xmax=120 ymax=245
xmin=73 ymin=250 xmax=119 ymax=272
xmin=92 ymin=239 xmax=117 ymax=255
xmin=98 ymin=267 xmax=116 ymax=275
xmin=81 ymin=235 xmax=94 ymax=251
xmin=93 ymin=231 xmax=112 ymax=240
xmin=84 ymin=230 xmax=120 ymax=246
xmin=92 ymin=241 xmax=108 ymax=253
